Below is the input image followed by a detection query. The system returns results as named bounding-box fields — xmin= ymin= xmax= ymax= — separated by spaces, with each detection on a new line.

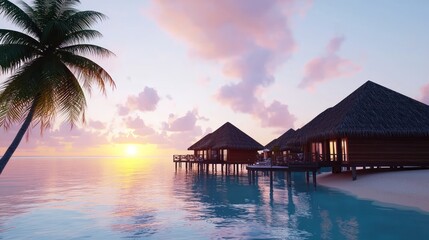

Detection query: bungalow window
xmin=341 ymin=138 xmax=348 ymax=162
xmin=211 ymin=150 xmax=218 ymax=161
xmin=329 ymin=140 xmax=337 ymax=161
xmin=221 ymin=149 xmax=228 ymax=161
xmin=197 ymin=150 xmax=205 ymax=160
xmin=283 ymin=150 xmax=290 ymax=161
xmin=311 ymin=142 xmax=323 ymax=161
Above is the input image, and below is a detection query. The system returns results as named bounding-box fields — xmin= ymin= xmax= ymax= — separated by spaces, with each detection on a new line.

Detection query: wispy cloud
xmin=151 ymin=0 xmax=308 ymax=130
xmin=299 ymin=36 xmax=361 ymax=90
xmin=115 ymin=110 xmax=207 ymax=149
xmin=0 ymin=122 xmax=110 ymax=156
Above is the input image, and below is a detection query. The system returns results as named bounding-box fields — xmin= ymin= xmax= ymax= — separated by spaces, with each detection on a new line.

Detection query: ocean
xmin=0 ymin=157 xmax=428 ymax=239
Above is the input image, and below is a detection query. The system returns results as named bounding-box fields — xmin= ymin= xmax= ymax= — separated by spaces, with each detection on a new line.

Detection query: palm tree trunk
xmin=0 ymin=99 xmax=37 ymax=175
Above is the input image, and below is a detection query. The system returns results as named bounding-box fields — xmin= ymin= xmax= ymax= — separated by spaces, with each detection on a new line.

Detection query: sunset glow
xmin=1 ymin=1 xmax=429 ymax=239
xmin=125 ymin=145 xmax=138 ymax=157
xmin=1 ymin=1 xmax=428 ymax=158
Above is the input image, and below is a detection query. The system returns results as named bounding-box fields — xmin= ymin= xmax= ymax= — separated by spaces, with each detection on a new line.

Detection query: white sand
xmin=317 ymin=169 xmax=429 ymax=212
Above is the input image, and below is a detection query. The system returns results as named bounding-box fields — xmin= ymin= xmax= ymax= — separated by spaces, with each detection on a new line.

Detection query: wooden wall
xmin=348 ymin=137 xmax=429 ymax=165
xmin=227 ymin=149 xmax=258 ymax=163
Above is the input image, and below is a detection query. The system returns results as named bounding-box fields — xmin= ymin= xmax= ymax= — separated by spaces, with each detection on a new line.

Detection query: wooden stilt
xmin=313 ymin=171 xmax=317 ymax=188
xmin=287 ymin=171 xmax=292 ymax=187
xmin=352 ymin=166 xmax=357 ymax=181
xmin=248 ymin=170 xmax=251 ymax=184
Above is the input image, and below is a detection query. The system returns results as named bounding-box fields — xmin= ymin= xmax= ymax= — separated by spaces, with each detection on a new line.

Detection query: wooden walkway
xmin=173 ymin=154 xmax=321 ymax=188
xmin=173 ymin=154 xmax=250 ymax=175
xmin=247 ymin=163 xmax=320 ymax=188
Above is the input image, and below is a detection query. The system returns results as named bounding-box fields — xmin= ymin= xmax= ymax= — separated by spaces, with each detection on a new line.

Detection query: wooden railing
xmin=265 ymin=153 xmax=344 ymax=166
xmin=173 ymin=155 xmax=196 ymax=162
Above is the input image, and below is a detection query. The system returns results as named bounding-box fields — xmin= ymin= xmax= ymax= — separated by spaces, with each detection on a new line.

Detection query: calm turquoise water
xmin=0 ymin=158 xmax=428 ymax=239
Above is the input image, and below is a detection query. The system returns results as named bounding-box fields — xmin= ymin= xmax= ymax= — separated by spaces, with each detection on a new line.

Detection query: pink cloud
xmin=420 ymin=83 xmax=429 ymax=104
xmin=299 ymin=36 xmax=361 ymax=90
xmin=117 ymin=86 xmax=160 ymax=115
xmin=117 ymin=105 xmax=130 ymax=116
xmin=1 ymin=110 xmax=210 ymax=155
xmin=163 ymin=110 xmax=199 ymax=132
xmin=151 ymin=0 xmax=306 ymax=130
xmin=166 ymin=126 xmax=203 ymax=149
xmin=88 ymin=120 xmax=106 ymax=130
xmin=256 ymin=100 xmax=296 ymax=129
xmin=114 ymin=111 xmax=206 ymax=149
xmin=124 ymin=117 xmax=156 ymax=136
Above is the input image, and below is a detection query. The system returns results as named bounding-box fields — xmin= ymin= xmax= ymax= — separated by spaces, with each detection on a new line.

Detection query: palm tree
xmin=0 ymin=0 xmax=115 ymax=174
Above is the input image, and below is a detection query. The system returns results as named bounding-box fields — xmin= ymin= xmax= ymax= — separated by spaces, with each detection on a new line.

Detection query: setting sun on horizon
xmin=125 ymin=144 xmax=138 ymax=156
xmin=114 ymin=143 xmax=161 ymax=158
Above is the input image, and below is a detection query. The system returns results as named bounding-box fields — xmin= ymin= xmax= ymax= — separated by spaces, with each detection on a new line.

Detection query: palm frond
xmin=65 ymin=10 xmax=106 ymax=32
xmin=0 ymin=29 xmax=40 ymax=47
xmin=59 ymin=51 xmax=115 ymax=95
xmin=60 ymin=44 xmax=114 ymax=58
xmin=0 ymin=95 xmax=31 ymax=128
xmin=0 ymin=0 xmax=115 ymax=132
xmin=47 ymin=0 xmax=81 ymax=20
xmin=32 ymin=84 xmax=56 ymax=130
xmin=48 ymin=0 xmax=69 ymax=19
xmin=39 ymin=19 xmax=69 ymax=47
xmin=60 ymin=29 xmax=103 ymax=47
xmin=40 ymin=57 xmax=86 ymax=126
xmin=0 ymin=0 xmax=41 ymax=37
xmin=0 ymin=58 xmax=44 ymax=98
xmin=54 ymin=69 xmax=87 ymax=127
xmin=0 ymin=44 xmax=39 ymax=74
xmin=0 ymin=58 xmax=42 ymax=128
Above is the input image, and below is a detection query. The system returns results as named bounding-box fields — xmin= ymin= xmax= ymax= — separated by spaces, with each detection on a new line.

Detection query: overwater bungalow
xmin=188 ymin=122 xmax=264 ymax=164
xmin=265 ymin=129 xmax=302 ymax=164
xmin=293 ymin=81 xmax=429 ymax=179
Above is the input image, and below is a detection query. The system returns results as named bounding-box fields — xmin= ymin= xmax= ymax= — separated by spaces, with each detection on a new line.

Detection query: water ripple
xmin=1 ymin=158 xmax=429 ymax=239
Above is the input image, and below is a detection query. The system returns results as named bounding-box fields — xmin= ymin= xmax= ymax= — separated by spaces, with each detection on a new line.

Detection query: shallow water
xmin=0 ymin=158 xmax=428 ymax=239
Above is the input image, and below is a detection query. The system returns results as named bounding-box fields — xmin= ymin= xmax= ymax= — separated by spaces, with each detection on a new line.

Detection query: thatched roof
xmin=187 ymin=133 xmax=212 ymax=150
xmin=295 ymin=81 xmax=429 ymax=143
xmin=265 ymin=129 xmax=298 ymax=151
xmin=188 ymin=122 xmax=264 ymax=150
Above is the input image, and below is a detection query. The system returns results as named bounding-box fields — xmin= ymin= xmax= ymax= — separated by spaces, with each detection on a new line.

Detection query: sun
xmin=125 ymin=145 xmax=138 ymax=156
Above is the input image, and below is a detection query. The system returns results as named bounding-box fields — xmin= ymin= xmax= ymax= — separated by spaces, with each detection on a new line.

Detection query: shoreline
xmin=317 ymin=168 xmax=429 ymax=213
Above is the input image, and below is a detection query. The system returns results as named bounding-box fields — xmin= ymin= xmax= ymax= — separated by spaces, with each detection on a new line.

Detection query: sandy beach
xmin=317 ymin=168 xmax=429 ymax=213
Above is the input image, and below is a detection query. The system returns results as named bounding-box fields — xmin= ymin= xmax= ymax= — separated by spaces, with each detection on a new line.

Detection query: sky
xmin=1 ymin=0 xmax=429 ymax=158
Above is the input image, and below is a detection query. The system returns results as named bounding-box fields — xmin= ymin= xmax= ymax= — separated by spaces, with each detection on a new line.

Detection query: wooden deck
xmin=173 ymin=154 xmax=252 ymax=175
xmin=173 ymin=154 xmax=321 ymax=187
xmin=247 ymin=162 xmax=320 ymax=188
xmin=173 ymin=154 xmax=196 ymax=162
